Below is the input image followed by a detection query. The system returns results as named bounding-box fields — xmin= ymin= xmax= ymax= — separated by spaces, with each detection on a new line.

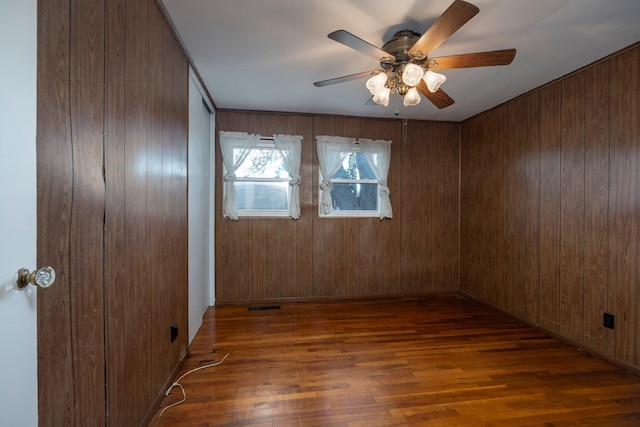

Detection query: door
xmin=0 ymin=0 xmax=38 ymax=426
xmin=36 ymin=0 xmax=107 ymax=423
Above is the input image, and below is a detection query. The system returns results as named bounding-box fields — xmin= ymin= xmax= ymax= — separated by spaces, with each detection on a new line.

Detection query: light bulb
xmin=402 ymin=63 xmax=424 ymax=87
xmin=372 ymin=86 xmax=390 ymax=106
xmin=366 ymin=72 xmax=388 ymax=95
xmin=403 ymin=87 xmax=421 ymax=107
xmin=423 ymin=70 xmax=446 ymax=93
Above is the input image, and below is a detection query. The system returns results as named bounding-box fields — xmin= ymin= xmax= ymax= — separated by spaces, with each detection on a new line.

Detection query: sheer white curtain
xmin=359 ymin=138 xmax=393 ymax=219
xmin=273 ymin=134 xmax=303 ymax=219
xmin=218 ymin=131 xmax=261 ymax=220
xmin=315 ymin=135 xmax=356 ymax=214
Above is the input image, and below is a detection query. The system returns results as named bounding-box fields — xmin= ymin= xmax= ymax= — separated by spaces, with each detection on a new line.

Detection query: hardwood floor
xmin=149 ymin=295 xmax=640 ymax=426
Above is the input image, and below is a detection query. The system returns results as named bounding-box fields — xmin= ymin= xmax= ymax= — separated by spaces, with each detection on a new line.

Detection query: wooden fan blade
xmin=432 ymin=49 xmax=516 ymax=69
xmin=328 ymin=30 xmax=389 ymax=61
xmin=417 ymin=81 xmax=455 ymax=109
xmin=411 ymin=0 xmax=479 ymax=57
xmin=314 ymin=70 xmax=379 ymax=87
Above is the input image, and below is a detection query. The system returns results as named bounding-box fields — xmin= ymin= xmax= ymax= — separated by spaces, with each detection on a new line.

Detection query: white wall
xmin=0 ymin=0 xmax=38 ymax=425
xmin=188 ymin=71 xmax=214 ymax=343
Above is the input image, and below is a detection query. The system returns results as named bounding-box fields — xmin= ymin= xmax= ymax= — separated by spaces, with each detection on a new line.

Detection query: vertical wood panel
xmin=539 ymin=82 xmax=562 ymax=333
xmin=460 ymin=109 xmax=504 ymax=306
xmin=164 ymin=16 xmax=189 ymax=374
xmin=104 ymin=0 xmax=127 ymax=423
xmin=524 ymin=92 xmax=541 ymax=323
xmin=584 ymin=62 xmax=610 ymax=354
xmin=460 ymin=118 xmax=483 ymax=297
xmin=507 ymin=94 xmax=539 ymax=320
xmin=489 ymin=110 xmax=505 ymax=308
xmin=559 ymin=73 xmax=586 ymax=342
xmin=609 ymin=47 xmax=640 ymax=367
xmin=124 ymin=0 xmax=152 ymax=422
xmin=68 ymin=0 xmax=106 ymax=422
xmin=486 ymin=111 xmax=504 ymax=307
xmin=37 ymin=0 xmax=74 ymax=423
xmin=149 ymin=4 xmax=165 ymax=409
xmin=503 ymin=100 xmax=527 ymax=315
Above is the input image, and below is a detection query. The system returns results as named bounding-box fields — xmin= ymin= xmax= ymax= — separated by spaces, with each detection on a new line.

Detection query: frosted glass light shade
xmin=402 ymin=63 xmax=424 ymax=87
xmin=372 ymin=86 xmax=391 ymax=106
xmin=423 ymin=70 xmax=446 ymax=93
xmin=366 ymin=72 xmax=388 ymax=95
xmin=403 ymin=87 xmax=421 ymax=107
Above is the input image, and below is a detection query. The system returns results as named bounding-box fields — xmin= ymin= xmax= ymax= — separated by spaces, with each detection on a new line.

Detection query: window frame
xmin=318 ymin=144 xmax=381 ymax=218
xmin=224 ymin=139 xmax=292 ymax=218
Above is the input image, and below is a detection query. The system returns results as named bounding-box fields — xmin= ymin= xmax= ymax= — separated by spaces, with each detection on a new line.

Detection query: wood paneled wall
xmin=37 ymin=0 xmax=189 ymax=425
xmin=312 ymin=116 xmax=403 ymax=296
xmin=460 ymin=93 xmax=540 ymax=321
xmin=215 ymin=112 xmax=315 ymax=301
xmin=215 ymin=112 xmax=460 ymax=302
xmin=609 ymin=47 xmax=640 ymax=367
xmin=402 ymin=121 xmax=461 ymax=293
xmin=461 ymin=43 xmax=640 ymax=370
xmin=107 ymin=1 xmax=189 ymax=424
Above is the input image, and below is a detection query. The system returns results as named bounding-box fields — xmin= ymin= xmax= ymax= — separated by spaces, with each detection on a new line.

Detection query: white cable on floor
xmin=159 ymin=352 xmax=230 ymax=417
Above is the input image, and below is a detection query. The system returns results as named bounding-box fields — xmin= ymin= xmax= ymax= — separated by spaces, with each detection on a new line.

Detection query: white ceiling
xmin=161 ymin=0 xmax=640 ymax=122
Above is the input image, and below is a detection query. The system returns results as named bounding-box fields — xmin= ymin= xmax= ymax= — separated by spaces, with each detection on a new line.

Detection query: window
xmin=219 ymin=132 xmax=302 ymax=220
xmin=319 ymin=148 xmax=380 ymax=217
xmin=316 ymin=135 xmax=392 ymax=219
xmin=233 ymin=141 xmax=290 ymax=216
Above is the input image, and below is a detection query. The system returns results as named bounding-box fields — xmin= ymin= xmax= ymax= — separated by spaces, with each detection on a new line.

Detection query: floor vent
xmin=248 ymin=305 xmax=281 ymax=311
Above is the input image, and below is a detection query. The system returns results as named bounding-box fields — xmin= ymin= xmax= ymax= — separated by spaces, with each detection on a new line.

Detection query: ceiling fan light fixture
xmin=316 ymin=1 xmax=517 ymax=110
xmin=424 ymin=70 xmax=446 ymax=93
xmin=366 ymin=72 xmax=388 ymax=96
xmin=372 ymin=86 xmax=391 ymax=106
xmin=403 ymin=87 xmax=421 ymax=107
xmin=402 ymin=63 xmax=424 ymax=87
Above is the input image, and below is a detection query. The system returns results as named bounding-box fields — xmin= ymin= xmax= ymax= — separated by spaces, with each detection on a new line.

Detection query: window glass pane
xmin=235 ymin=147 xmax=288 ymax=179
xmin=330 ymin=183 xmax=378 ymax=211
xmin=235 ymin=181 xmax=288 ymax=210
xmin=331 ymin=152 xmax=375 ymax=180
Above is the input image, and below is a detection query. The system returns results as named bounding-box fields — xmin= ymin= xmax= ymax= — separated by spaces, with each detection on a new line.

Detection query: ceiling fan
xmin=313 ymin=0 xmax=516 ymax=109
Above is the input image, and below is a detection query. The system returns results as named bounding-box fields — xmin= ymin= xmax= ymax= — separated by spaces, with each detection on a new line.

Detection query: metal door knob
xmin=17 ymin=266 xmax=56 ymax=289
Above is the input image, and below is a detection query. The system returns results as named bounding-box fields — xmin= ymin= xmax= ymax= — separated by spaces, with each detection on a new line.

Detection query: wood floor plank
xmin=149 ymin=296 xmax=640 ymax=426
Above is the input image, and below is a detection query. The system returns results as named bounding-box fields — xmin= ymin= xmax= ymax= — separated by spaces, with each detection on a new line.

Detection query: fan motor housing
xmin=381 ymin=30 xmax=422 ymax=67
